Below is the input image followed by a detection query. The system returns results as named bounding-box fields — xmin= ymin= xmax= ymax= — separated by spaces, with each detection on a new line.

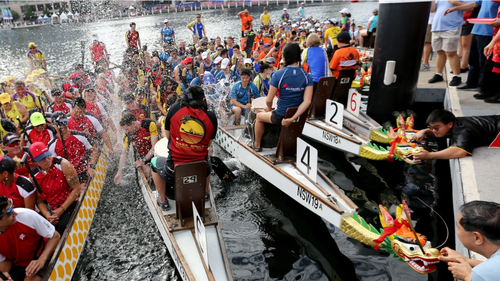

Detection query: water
xmin=1 ymin=2 xmax=455 ymax=281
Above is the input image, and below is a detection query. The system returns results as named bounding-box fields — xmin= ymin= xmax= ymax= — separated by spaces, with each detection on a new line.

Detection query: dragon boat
xmin=41 ymin=145 xmax=111 ymax=281
xmin=135 ymin=138 xmax=233 ymax=281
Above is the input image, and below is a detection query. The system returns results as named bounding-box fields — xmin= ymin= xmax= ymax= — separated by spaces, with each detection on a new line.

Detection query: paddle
xmin=21 ymin=153 xmax=53 ymax=215
xmin=17 ymin=116 xmax=32 ymax=145
xmin=210 ymin=156 xmax=237 ymax=182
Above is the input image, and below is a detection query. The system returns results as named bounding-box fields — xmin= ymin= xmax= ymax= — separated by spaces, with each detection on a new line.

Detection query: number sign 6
xmin=296 ymin=138 xmax=318 ymax=182
xmin=347 ymin=89 xmax=361 ymax=117
xmin=325 ymin=99 xmax=343 ymax=130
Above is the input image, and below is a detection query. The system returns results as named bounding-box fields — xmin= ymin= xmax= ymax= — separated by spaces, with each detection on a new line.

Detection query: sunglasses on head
xmin=8 ymin=140 xmax=20 ymax=147
xmin=0 ymin=199 xmax=13 ymax=219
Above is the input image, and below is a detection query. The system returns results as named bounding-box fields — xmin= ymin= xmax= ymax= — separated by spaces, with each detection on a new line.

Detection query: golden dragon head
xmin=378 ymin=201 xmax=440 ymax=274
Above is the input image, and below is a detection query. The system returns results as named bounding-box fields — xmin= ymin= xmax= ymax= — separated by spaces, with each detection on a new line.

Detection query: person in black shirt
xmin=413 ymin=109 xmax=500 ymax=160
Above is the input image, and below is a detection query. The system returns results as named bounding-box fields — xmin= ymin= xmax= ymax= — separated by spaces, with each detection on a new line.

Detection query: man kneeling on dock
xmin=413 ymin=109 xmax=500 ymax=160
xmin=0 ymin=195 xmax=61 ymax=281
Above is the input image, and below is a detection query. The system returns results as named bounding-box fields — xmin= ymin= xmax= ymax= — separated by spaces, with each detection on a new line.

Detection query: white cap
xmin=323 ymin=21 xmax=330 ymax=25
xmin=314 ymin=23 xmax=320 ymax=27
xmin=221 ymin=58 xmax=230 ymax=69
xmin=92 ymin=36 xmax=99 ymax=41
xmin=244 ymin=58 xmax=253 ymax=65
xmin=298 ymin=26 xmax=303 ymax=30
xmin=292 ymin=24 xmax=297 ymax=28
xmin=330 ymin=18 xmax=338 ymax=24
xmin=164 ymin=19 xmax=169 ymax=23
xmin=202 ymin=51 xmax=208 ymax=60
xmin=301 ymin=2 xmax=305 ymax=4
xmin=339 ymin=8 xmax=350 ymax=14
xmin=283 ymin=7 xmax=287 ymax=10
xmin=214 ymin=56 xmax=223 ymax=64
xmin=310 ymin=28 xmax=316 ymax=32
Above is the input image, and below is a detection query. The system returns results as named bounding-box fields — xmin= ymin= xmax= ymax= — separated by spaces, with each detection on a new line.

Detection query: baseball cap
xmin=183 ymin=57 xmax=193 ymax=64
xmin=203 ymin=72 xmax=214 ymax=84
xmin=244 ymin=58 xmax=253 ymax=65
xmin=329 ymin=18 xmax=338 ymax=24
xmin=264 ymin=43 xmax=271 ymax=47
xmin=24 ymin=75 xmax=35 ymax=84
xmin=266 ymin=57 xmax=276 ymax=64
xmin=214 ymin=57 xmax=223 ymax=64
xmin=51 ymin=111 xmax=69 ymax=126
xmin=373 ymin=8 xmax=378 ymax=13
xmin=221 ymin=58 xmax=230 ymax=70
xmin=123 ymin=93 xmax=136 ymax=103
xmin=62 ymin=83 xmax=72 ymax=91
xmin=0 ymin=156 xmax=16 ymax=173
xmin=29 ymin=142 xmax=52 ymax=162
xmin=51 ymin=88 xmax=62 ymax=96
xmin=30 ymin=112 xmax=46 ymax=127
xmin=339 ymin=8 xmax=350 ymax=14
xmin=335 ymin=31 xmax=351 ymax=40
xmin=292 ymin=24 xmax=297 ymax=28
xmin=283 ymin=8 xmax=287 ymax=10
xmin=92 ymin=35 xmax=99 ymax=41
xmin=164 ymin=19 xmax=169 ymax=23
xmin=202 ymin=51 xmax=209 ymax=60
xmin=0 ymin=93 xmax=11 ymax=105
xmin=3 ymin=132 xmax=20 ymax=146
xmin=28 ymin=42 xmax=36 ymax=48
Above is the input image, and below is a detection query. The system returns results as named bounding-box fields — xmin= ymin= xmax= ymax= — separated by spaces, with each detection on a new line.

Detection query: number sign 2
xmin=325 ymin=99 xmax=343 ymax=130
xmin=297 ymin=138 xmax=318 ymax=182
xmin=347 ymin=89 xmax=361 ymax=117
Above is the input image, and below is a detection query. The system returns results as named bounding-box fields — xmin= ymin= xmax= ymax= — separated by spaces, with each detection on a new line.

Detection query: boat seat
xmin=308 ymin=76 xmax=337 ymax=119
xmin=331 ymin=69 xmax=356 ymax=108
xmin=174 ymin=160 xmax=207 ymax=227
xmin=246 ymin=106 xmax=281 ymax=149
xmin=275 ymin=107 xmax=308 ymax=161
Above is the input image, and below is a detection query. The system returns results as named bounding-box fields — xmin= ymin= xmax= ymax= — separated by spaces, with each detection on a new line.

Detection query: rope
xmin=416 ymin=196 xmax=449 ymax=249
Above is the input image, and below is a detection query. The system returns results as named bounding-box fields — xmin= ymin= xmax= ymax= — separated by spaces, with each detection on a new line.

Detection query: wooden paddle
xmin=210 ymin=156 xmax=237 ymax=182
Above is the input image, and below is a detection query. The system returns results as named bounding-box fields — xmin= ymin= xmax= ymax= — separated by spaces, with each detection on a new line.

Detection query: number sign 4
xmin=326 ymin=99 xmax=343 ymax=130
xmin=347 ymin=89 xmax=361 ymax=117
xmin=296 ymin=138 xmax=318 ymax=182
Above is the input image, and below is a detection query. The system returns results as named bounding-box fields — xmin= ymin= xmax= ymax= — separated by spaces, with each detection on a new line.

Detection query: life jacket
xmin=48 ymin=132 xmax=91 ymax=175
xmin=33 ymin=157 xmax=71 ymax=210
xmin=68 ymin=115 xmax=98 ymax=138
xmin=25 ymin=123 xmax=56 ymax=146
xmin=125 ymin=119 xmax=156 ymax=157
xmin=1 ymin=102 xmax=22 ymax=126
xmin=126 ymin=30 xmax=140 ymax=49
xmin=122 ymin=107 xmax=147 ymax=121
xmin=12 ymin=90 xmax=40 ymax=112
xmin=48 ymin=100 xmax=72 ymax=115
xmin=0 ymin=174 xmax=33 ymax=208
xmin=91 ymin=42 xmax=105 ymax=62
xmin=86 ymin=102 xmax=103 ymax=121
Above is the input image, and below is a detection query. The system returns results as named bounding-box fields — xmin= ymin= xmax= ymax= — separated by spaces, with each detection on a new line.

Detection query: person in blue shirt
xmin=160 ymin=19 xmax=175 ymax=45
xmin=211 ymin=57 xmax=223 ymax=77
xmin=159 ymin=44 xmax=170 ymax=64
xmin=301 ymin=33 xmax=331 ymax=93
xmin=187 ymin=14 xmax=206 ymax=44
xmin=439 ymin=201 xmax=500 ymax=281
xmin=229 ymin=69 xmax=260 ymax=125
xmin=215 ymin=58 xmax=241 ymax=85
xmin=253 ymin=43 xmax=313 ymax=152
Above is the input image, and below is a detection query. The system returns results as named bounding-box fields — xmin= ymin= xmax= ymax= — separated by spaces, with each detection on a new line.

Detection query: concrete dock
xmin=417 ymin=57 xmax=499 ymax=261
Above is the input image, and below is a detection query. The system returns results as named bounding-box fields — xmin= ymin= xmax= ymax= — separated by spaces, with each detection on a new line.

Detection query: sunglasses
xmin=244 ymin=64 xmax=253 ymax=67
xmin=8 ymin=141 xmax=20 ymax=147
xmin=30 ymin=47 xmax=36 ymax=49
xmin=196 ymin=16 xmax=201 ymax=18
xmin=58 ymin=121 xmax=68 ymax=126
xmin=0 ymin=199 xmax=13 ymax=219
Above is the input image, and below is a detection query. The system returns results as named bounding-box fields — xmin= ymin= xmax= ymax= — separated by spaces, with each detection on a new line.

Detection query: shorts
xmin=461 ymin=23 xmax=474 ymax=36
xmin=270 ymin=110 xmax=285 ymax=125
xmin=151 ymin=155 xmax=212 ymax=198
xmin=425 ymin=24 xmax=432 ymax=43
xmin=230 ymin=104 xmax=247 ymax=116
xmin=9 ymin=260 xmax=50 ymax=280
xmin=431 ymin=27 xmax=461 ymax=52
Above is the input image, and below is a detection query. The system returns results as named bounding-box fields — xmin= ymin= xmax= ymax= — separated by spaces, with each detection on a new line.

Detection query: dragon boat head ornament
xmin=340 ymin=200 xmax=440 ymax=274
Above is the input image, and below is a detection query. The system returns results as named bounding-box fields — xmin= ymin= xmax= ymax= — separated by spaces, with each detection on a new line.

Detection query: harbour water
xmin=0 ymin=2 xmax=455 ymax=280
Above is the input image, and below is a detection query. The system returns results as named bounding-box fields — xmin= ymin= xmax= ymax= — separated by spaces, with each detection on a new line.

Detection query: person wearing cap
xmin=297 ymin=2 xmax=305 ymax=19
xmin=339 ymin=8 xmax=351 ymax=32
xmin=261 ymin=7 xmax=272 ymax=28
xmin=48 ymin=112 xmax=98 ymax=188
xmin=89 ymin=34 xmax=109 ymax=67
xmin=180 ymin=57 xmax=196 ymax=90
xmin=161 ymin=19 xmax=175 ymax=45
xmin=114 ymin=112 xmax=159 ymax=185
xmin=215 ymin=58 xmax=241 ymax=84
xmin=30 ymin=141 xmax=81 ymax=234
xmin=26 ymin=42 xmax=47 ymax=71
xmin=253 ymin=43 xmax=313 ymax=152
xmin=46 ymin=88 xmax=72 ymax=115
xmin=0 ymin=155 xmax=36 ymax=210
xmin=199 ymin=51 xmax=214 ymax=73
xmin=23 ymin=112 xmax=56 ymax=147
xmin=150 ymin=85 xmax=217 ymax=210
xmin=211 ymin=56 xmax=224 ymax=77
xmin=126 ymin=22 xmax=141 ymax=51
xmin=253 ymin=63 xmax=274 ymax=97
xmin=11 ymin=80 xmax=46 ymax=113
xmin=3 ymin=133 xmax=33 ymax=178
xmin=329 ymin=31 xmax=360 ymax=78
xmin=0 ymin=93 xmax=28 ymax=127
xmin=302 ymin=33 xmax=331 ymax=93
xmin=324 ymin=18 xmax=342 ymax=47
xmin=0 ymin=195 xmax=61 ymax=281
xmin=187 ymin=14 xmax=206 ymax=44
xmin=259 ymin=43 xmax=273 ymax=60
xmin=68 ymin=97 xmax=114 ymax=151
xmin=230 ymin=68 xmax=260 ymax=125
xmin=281 ymin=8 xmax=290 ymax=23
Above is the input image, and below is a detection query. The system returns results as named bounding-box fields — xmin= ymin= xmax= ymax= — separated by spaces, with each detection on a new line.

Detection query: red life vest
xmin=34 ymin=157 xmax=71 ymax=210
xmin=0 ymin=213 xmax=46 ymax=267
xmin=0 ymin=174 xmax=25 ymax=208
xmin=169 ymin=106 xmax=214 ymax=164
xmin=126 ymin=30 xmax=140 ymax=49
xmin=91 ymin=42 xmax=105 ymax=62
xmin=68 ymin=115 xmax=97 ymax=138
xmin=27 ymin=125 xmax=55 ymax=146
xmin=50 ymin=101 xmax=71 ymax=114
xmin=86 ymin=102 xmax=102 ymax=121
xmin=123 ymin=108 xmax=146 ymax=121
xmin=127 ymin=119 xmax=156 ymax=157
xmin=50 ymin=134 xmax=90 ymax=174
xmin=8 ymin=151 xmax=33 ymax=178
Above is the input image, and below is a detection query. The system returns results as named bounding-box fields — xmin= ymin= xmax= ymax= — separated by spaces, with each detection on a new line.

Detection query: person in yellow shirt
xmin=324 ymin=19 xmax=341 ymax=47
xmin=12 ymin=80 xmax=45 ymax=112
xmin=26 ymin=42 xmax=47 ymax=71
xmin=0 ymin=93 xmax=29 ymax=126
xmin=260 ymin=7 xmax=272 ymax=28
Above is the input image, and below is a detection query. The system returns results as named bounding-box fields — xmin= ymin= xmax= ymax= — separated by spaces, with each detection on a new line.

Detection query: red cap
xmin=183 ymin=57 xmax=193 ymax=64
xmin=29 ymin=142 xmax=52 ymax=162
xmin=62 ymin=83 xmax=71 ymax=91
xmin=71 ymin=72 xmax=80 ymax=80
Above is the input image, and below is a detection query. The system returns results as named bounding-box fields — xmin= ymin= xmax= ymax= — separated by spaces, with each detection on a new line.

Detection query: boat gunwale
xmin=305 ymin=120 xmax=363 ymax=145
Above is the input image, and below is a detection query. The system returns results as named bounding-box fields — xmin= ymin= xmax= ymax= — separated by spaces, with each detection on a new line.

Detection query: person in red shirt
xmin=46 ymin=88 xmax=72 ymax=115
xmin=114 ymin=113 xmax=159 ymax=185
xmin=30 ymin=142 xmax=81 ymax=234
xmin=238 ymin=9 xmax=254 ymax=38
xmin=83 ymin=87 xmax=116 ymax=133
xmin=121 ymin=94 xmax=147 ymax=121
xmin=0 ymin=156 xmax=36 ymax=210
xmin=23 ymin=113 xmax=56 ymax=146
xmin=48 ymin=112 xmax=98 ymax=189
xmin=3 ymin=133 xmax=33 ymax=178
xmin=126 ymin=22 xmax=141 ymax=51
xmin=0 ymin=196 xmax=60 ymax=281
xmin=89 ymin=34 xmax=109 ymax=67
